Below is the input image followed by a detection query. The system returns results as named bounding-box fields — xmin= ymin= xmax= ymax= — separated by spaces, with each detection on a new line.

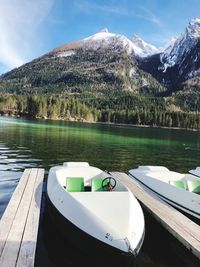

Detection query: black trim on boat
xmin=129 ymin=173 xmax=200 ymax=220
xmin=188 ymin=171 xmax=200 ymax=179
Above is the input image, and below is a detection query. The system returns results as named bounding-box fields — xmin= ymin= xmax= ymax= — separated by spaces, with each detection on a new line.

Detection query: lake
xmin=0 ymin=116 xmax=200 ymax=266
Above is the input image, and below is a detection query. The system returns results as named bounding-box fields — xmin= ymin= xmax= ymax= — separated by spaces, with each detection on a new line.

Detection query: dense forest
xmin=0 ymin=93 xmax=199 ymax=129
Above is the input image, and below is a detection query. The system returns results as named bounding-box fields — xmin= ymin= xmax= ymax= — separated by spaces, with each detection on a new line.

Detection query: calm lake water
xmin=0 ymin=116 xmax=200 ymax=266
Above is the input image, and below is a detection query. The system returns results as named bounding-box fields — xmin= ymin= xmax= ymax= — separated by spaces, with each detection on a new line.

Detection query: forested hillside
xmin=0 ymin=93 xmax=199 ymax=129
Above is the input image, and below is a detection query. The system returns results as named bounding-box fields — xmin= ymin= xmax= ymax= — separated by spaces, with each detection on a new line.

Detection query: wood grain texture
xmin=0 ymin=168 xmax=44 ymax=267
xmin=111 ymin=172 xmax=200 ymax=260
xmin=16 ymin=168 xmax=44 ymax=267
xmin=0 ymin=169 xmax=31 ymax=257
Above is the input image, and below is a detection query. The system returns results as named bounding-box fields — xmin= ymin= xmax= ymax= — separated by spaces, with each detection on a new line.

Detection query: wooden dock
xmin=0 ymin=168 xmax=44 ymax=267
xmin=111 ymin=172 xmax=200 ymax=261
xmin=1 ymin=168 xmax=200 ymax=265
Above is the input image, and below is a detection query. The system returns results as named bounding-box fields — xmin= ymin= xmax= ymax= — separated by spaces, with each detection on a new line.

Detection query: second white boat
xmin=129 ymin=166 xmax=200 ymax=222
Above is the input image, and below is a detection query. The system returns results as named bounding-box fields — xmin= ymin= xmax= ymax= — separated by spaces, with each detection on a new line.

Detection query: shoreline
xmin=1 ymin=114 xmax=199 ymax=132
xmin=96 ymin=121 xmax=199 ymax=132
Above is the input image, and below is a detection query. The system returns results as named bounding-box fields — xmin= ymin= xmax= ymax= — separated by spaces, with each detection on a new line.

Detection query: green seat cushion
xmin=92 ymin=178 xmax=104 ymax=192
xmin=187 ymin=180 xmax=200 ymax=194
xmin=169 ymin=180 xmax=187 ymax=190
xmin=66 ymin=177 xmax=84 ymax=192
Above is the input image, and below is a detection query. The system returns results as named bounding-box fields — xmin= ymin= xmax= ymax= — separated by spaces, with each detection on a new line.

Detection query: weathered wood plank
xmin=0 ymin=169 xmax=37 ymax=267
xmin=0 ymin=168 xmax=44 ymax=267
xmin=111 ymin=172 xmax=200 ymax=260
xmin=16 ymin=168 xmax=44 ymax=267
xmin=0 ymin=169 xmax=31 ymax=257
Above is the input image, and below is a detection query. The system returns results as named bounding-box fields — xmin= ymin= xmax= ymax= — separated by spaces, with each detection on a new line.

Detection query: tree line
xmin=0 ymin=94 xmax=199 ymax=129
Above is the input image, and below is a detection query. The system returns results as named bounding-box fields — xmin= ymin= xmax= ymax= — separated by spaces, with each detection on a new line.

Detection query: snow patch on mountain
xmin=82 ymin=29 xmax=160 ymax=58
xmin=132 ymin=35 xmax=160 ymax=57
xmin=83 ymin=29 xmax=136 ymax=55
xmin=129 ymin=67 xmax=139 ymax=78
xmin=57 ymin=50 xmax=76 ymax=57
xmin=141 ymin=77 xmax=149 ymax=86
xmin=51 ymin=28 xmax=160 ymax=59
xmin=187 ymin=68 xmax=200 ymax=79
xmin=187 ymin=18 xmax=200 ymax=38
xmin=160 ymin=18 xmax=200 ymax=72
xmin=83 ymin=28 xmax=116 ymax=42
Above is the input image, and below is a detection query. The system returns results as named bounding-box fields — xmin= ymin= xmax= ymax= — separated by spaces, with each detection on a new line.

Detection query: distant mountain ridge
xmin=131 ymin=35 xmax=160 ymax=58
xmin=0 ymin=19 xmax=200 ymax=102
xmin=0 ymin=28 xmax=165 ymax=96
xmin=48 ymin=28 xmax=159 ymax=59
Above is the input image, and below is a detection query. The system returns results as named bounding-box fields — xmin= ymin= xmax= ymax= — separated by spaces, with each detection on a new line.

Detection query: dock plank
xmin=16 ymin=168 xmax=44 ymax=267
xmin=0 ymin=169 xmax=31 ymax=257
xmin=0 ymin=168 xmax=44 ymax=267
xmin=111 ymin=172 xmax=200 ymax=260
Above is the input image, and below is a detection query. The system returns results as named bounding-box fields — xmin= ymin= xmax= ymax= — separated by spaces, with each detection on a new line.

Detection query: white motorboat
xmin=129 ymin=166 xmax=200 ymax=222
xmin=47 ymin=162 xmax=145 ymax=260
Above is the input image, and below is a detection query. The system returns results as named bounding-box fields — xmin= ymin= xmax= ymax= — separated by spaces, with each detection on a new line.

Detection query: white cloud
xmin=74 ymin=1 xmax=163 ymax=27
xmin=137 ymin=6 xmax=163 ymax=27
xmin=74 ymin=1 xmax=129 ymax=16
xmin=0 ymin=0 xmax=54 ymax=71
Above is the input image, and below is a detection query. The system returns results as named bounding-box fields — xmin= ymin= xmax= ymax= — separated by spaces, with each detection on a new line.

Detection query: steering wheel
xmin=101 ymin=177 xmax=116 ymax=191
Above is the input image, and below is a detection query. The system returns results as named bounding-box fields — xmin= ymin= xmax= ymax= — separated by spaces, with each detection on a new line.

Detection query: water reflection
xmin=0 ymin=116 xmax=200 ymax=267
xmin=0 ymin=116 xmax=199 ymax=215
xmin=0 ymin=139 xmax=42 ymax=217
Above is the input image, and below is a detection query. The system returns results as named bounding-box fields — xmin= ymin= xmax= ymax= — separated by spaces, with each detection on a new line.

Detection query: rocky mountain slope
xmin=0 ymin=29 xmax=165 ymax=96
xmin=132 ymin=35 xmax=160 ymax=58
xmin=138 ymin=18 xmax=200 ymax=92
xmin=0 ymin=19 xmax=200 ymax=103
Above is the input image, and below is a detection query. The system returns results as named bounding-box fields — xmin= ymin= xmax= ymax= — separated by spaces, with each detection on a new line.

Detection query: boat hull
xmin=129 ymin=175 xmax=200 ymax=223
xmin=45 ymin=194 xmax=137 ymax=264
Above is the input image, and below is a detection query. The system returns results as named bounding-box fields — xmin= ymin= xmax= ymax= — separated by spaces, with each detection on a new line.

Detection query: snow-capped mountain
xmin=139 ymin=18 xmax=200 ymax=90
xmin=0 ymin=28 xmax=166 ymax=96
xmin=132 ymin=35 xmax=160 ymax=57
xmin=160 ymin=18 xmax=200 ymax=73
xmin=50 ymin=28 xmax=159 ymax=59
xmin=1 ymin=19 xmax=200 ymax=96
xmin=82 ymin=28 xmax=136 ymax=55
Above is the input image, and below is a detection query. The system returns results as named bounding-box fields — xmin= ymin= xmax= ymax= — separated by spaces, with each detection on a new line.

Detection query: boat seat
xmin=169 ymin=180 xmax=187 ymax=190
xmin=187 ymin=180 xmax=200 ymax=194
xmin=66 ymin=177 xmax=84 ymax=192
xmin=92 ymin=178 xmax=104 ymax=192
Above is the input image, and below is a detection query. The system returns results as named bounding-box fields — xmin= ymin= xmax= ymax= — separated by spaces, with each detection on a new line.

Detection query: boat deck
xmin=111 ymin=172 xmax=200 ymax=261
xmin=0 ymin=168 xmax=44 ymax=267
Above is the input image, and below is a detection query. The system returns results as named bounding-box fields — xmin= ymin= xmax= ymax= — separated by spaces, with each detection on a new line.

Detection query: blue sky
xmin=0 ymin=0 xmax=200 ymax=74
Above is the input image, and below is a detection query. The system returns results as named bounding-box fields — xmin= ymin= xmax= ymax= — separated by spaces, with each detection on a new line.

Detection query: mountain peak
xmin=159 ymin=18 xmax=200 ymax=74
xmin=132 ymin=34 xmax=141 ymax=40
xmin=189 ymin=18 xmax=200 ymax=26
xmin=99 ymin=28 xmax=109 ymax=33
xmin=132 ymin=35 xmax=144 ymax=46
xmin=131 ymin=35 xmax=159 ymax=57
xmin=186 ymin=18 xmax=200 ymax=38
xmin=83 ymin=29 xmax=115 ymax=41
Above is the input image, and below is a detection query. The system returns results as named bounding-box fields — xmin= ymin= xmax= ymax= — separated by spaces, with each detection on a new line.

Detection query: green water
xmin=0 ymin=116 xmax=200 ymax=267
xmin=0 ymin=116 xmax=199 ymax=174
